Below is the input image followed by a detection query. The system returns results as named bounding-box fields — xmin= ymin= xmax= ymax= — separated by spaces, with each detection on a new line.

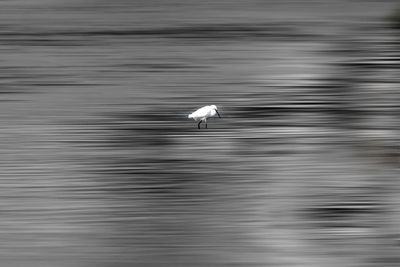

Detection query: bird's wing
xmin=191 ymin=106 xmax=210 ymax=118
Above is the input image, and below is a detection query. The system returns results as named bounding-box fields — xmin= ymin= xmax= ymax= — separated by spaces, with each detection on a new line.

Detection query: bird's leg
xmin=205 ymin=119 xmax=207 ymax=129
xmin=198 ymin=120 xmax=202 ymax=129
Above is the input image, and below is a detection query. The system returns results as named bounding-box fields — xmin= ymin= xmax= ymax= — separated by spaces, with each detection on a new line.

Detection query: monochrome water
xmin=0 ymin=1 xmax=399 ymax=266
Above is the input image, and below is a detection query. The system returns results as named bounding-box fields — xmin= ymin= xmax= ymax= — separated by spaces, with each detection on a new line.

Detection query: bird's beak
xmin=215 ymin=109 xmax=221 ymax=118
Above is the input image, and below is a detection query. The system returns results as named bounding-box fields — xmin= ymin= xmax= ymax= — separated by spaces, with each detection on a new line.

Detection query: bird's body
xmin=188 ymin=105 xmax=221 ymax=129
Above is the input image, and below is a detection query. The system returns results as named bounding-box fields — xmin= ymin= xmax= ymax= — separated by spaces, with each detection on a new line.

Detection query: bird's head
xmin=210 ymin=105 xmax=221 ymax=118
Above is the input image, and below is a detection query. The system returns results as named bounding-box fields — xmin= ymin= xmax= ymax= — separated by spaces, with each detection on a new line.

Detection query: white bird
xmin=188 ymin=105 xmax=221 ymax=129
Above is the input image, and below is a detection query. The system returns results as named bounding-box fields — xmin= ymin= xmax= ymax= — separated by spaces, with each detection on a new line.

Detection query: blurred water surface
xmin=0 ymin=0 xmax=399 ymax=266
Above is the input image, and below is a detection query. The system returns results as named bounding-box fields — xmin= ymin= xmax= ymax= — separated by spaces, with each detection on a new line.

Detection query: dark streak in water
xmin=0 ymin=23 xmax=319 ymax=41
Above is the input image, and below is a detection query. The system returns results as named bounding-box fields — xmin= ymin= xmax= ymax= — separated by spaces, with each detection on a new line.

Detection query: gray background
xmin=0 ymin=0 xmax=399 ymax=266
